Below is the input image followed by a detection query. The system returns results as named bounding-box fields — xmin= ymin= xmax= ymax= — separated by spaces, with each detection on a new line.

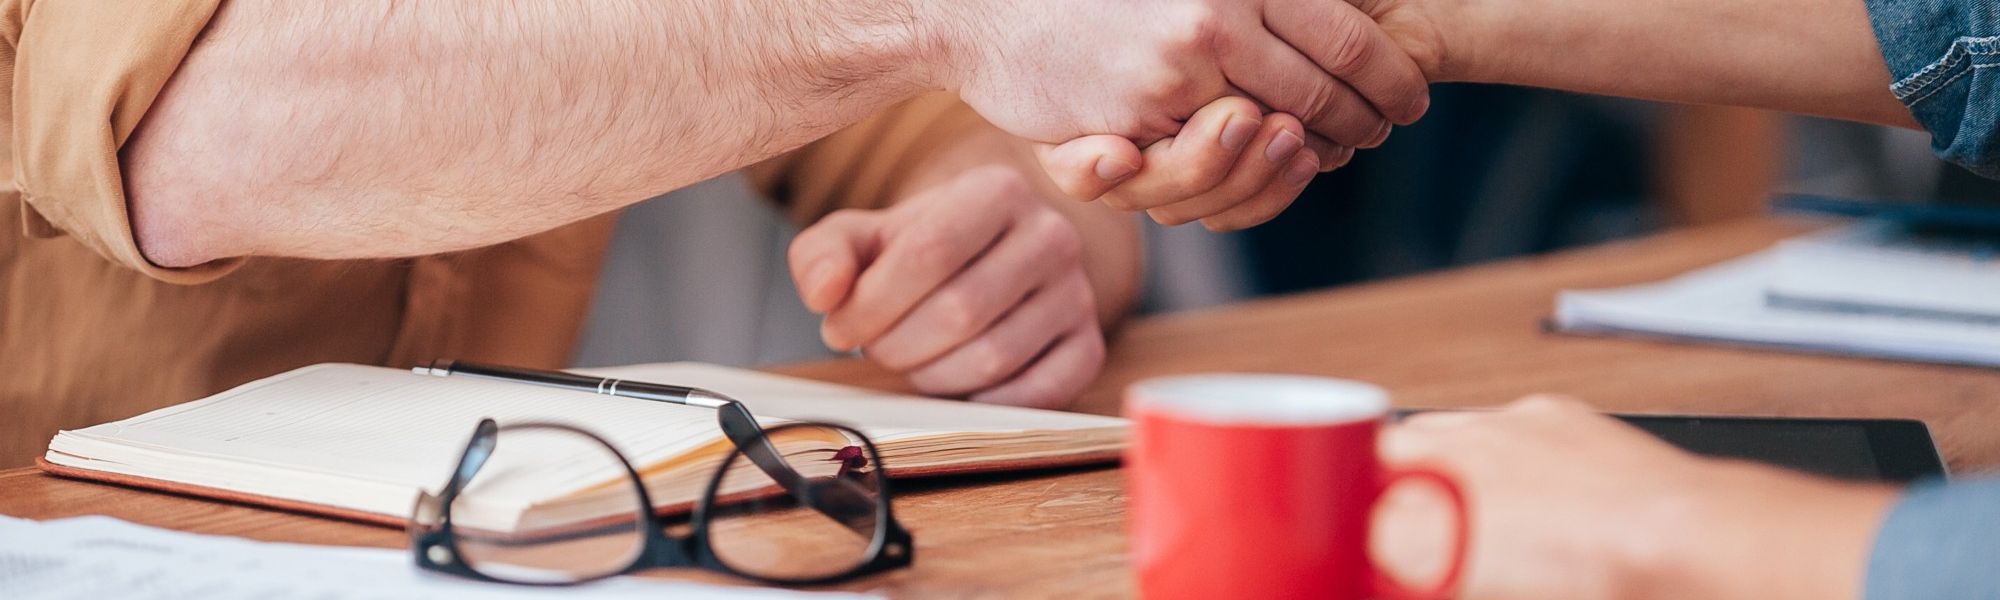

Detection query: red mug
xmin=1127 ymin=374 xmax=1470 ymax=600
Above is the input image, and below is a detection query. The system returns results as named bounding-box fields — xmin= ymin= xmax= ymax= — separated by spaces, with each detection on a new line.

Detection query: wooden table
xmin=5 ymin=217 xmax=1998 ymax=597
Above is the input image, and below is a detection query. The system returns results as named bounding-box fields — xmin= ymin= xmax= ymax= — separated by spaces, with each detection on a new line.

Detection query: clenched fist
xmin=788 ymin=167 xmax=1107 ymax=408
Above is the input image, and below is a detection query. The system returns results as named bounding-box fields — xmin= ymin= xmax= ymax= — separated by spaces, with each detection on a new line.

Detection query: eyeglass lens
xmin=706 ymin=424 xmax=886 ymax=581
xmin=449 ymin=425 xmax=649 ymax=584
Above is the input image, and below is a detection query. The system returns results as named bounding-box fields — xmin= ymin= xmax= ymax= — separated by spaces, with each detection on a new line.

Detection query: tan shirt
xmin=0 ymin=1 xmax=989 ymax=467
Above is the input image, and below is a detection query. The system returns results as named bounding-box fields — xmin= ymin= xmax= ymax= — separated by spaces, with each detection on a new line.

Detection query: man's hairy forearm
xmin=126 ymin=0 xmax=949 ymax=266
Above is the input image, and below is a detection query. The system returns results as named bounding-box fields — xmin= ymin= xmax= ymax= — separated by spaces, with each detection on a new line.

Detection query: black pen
xmin=413 ymin=359 xmax=733 ymax=408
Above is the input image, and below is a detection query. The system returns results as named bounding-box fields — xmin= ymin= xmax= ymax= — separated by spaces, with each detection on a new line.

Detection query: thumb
xmin=788 ymin=210 xmax=881 ymax=314
xmin=1035 ymin=135 xmax=1144 ymax=201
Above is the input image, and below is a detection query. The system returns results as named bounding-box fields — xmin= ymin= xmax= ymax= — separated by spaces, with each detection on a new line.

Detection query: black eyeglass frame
xmin=410 ymin=416 xmax=915 ymax=586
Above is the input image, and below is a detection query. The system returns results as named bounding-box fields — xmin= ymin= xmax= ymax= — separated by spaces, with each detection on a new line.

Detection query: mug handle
xmin=1368 ymin=465 xmax=1471 ymax=600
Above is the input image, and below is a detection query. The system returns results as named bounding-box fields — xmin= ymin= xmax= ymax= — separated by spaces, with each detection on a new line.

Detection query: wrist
xmin=1644 ymin=460 xmax=1899 ymax=599
xmin=1400 ymin=0 xmax=1509 ymax=83
xmin=898 ymin=0 xmax=999 ymax=93
xmin=1373 ymin=0 xmax=1563 ymax=84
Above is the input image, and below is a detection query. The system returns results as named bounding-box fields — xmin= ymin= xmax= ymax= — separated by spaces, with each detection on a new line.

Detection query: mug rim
xmin=1127 ymin=373 xmax=1389 ymax=426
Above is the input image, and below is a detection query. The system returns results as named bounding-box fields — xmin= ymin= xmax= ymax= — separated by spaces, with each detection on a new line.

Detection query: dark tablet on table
xmin=1616 ymin=414 xmax=1945 ymax=483
xmin=1397 ymin=411 xmax=1947 ymax=483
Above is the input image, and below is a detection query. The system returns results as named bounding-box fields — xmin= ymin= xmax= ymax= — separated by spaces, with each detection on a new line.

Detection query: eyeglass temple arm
xmin=715 ymin=404 xmax=880 ymax=537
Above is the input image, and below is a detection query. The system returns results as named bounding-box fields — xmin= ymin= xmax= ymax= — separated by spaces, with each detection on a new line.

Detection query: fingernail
xmin=1285 ymin=153 xmax=1320 ymax=187
xmin=1094 ymin=156 xmax=1139 ymax=182
xmin=1219 ymin=116 xmax=1260 ymax=153
xmin=1265 ymin=130 xmax=1304 ymax=163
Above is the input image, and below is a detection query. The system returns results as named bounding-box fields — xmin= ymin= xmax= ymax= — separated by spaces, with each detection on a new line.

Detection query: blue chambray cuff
xmin=1864 ymin=476 xmax=2000 ymax=600
xmin=1864 ymin=0 xmax=2000 ymax=177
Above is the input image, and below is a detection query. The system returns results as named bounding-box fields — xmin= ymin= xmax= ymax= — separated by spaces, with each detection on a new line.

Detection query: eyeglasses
xmin=409 ymin=410 xmax=914 ymax=586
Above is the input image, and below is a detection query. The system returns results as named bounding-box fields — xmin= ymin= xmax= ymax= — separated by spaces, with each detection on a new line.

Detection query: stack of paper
xmin=1554 ymin=222 xmax=2000 ymax=367
xmin=1768 ymin=221 xmax=2000 ymax=321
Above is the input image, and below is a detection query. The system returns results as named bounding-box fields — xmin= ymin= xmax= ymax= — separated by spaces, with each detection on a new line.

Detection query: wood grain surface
xmin=6 ymin=217 xmax=1997 ymax=598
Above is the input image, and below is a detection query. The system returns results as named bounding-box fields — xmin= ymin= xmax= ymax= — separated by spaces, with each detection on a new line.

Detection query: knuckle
xmin=1137 ymin=68 xmax=1195 ymax=106
xmin=967 ymin=167 xmax=1031 ymax=203
xmin=931 ymin=290 xmax=985 ymax=337
xmin=1168 ymin=156 xmax=1229 ymax=195
xmin=897 ymin=227 xmax=957 ymax=268
xmin=964 ymin=342 xmax=1016 ymax=387
xmin=1163 ymin=5 xmax=1222 ymax=54
xmin=1324 ymin=17 xmax=1376 ymax=76
xmin=1027 ymin=212 xmax=1083 ymax=262
xmin=1296 ymin=81 xmax=1342 ymax=127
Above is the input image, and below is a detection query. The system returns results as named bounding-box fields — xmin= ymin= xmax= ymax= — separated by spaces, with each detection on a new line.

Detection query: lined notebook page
xmin=49 ymin=362 xmax=1129 ymax=519
xmin=61 ymin=364 xmax=728 ymax=493
xmin=579 ymin=363 xmax=1128 ymax=440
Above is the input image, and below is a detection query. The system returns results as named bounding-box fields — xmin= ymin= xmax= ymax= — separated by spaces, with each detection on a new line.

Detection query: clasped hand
xmin=949 ymin=0 xmax=1439 ymax=230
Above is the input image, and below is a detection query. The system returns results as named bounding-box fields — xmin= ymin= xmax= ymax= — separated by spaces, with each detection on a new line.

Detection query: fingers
xmin=786 ymin=210 xmax=883 ymax=314
xmin=905 ymin=271 xmax=1097 ymax=399
xmin=1264 ymin=0 xmax=1431 ymax=125
xmin=820 ymin=171 xmax=1020 ymax=350
xmin=1145 ymin=113 xmax=1308 ymax=226
xmin=1035 ymin=136 xmax=1144 ymax=201
xmin=1100 ymin=97 xmax=1266 ymax=211
xmin=863 ymin=209 xmax=1082 ymax=371
xmin=1198 ymin=147 xmax=1321 ymax=231
xmin=1222 ymin=31 xmax=1393 ymax=148
xmin=1303 ymin=132 xmax=1353 ymax=173
xmin=968 ymin=325 xmax=1106 ymax=409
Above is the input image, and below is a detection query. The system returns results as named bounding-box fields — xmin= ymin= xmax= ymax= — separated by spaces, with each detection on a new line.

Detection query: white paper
xmin=0 ymin=516 xmax=875 ymax=600
xmin=1554 ymin=251 xmax=2000 ymax=366
xmin=1769 ymin=221 xmax=2000 ymax=320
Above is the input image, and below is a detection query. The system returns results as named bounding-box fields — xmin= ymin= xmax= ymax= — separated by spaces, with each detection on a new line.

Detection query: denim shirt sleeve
xmin=1864 ymin=475 xmax=2000 ymax=599
xmin=1864 ymin=0 xmax=2000 ymax=177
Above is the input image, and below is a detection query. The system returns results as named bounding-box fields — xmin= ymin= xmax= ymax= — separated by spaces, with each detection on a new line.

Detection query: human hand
xmin=937 ymin=0 xmax=1430 ymax=151
xmin=787 ymin=166 xmax=1105 ymax=408
xmin=1374 ymin=396 xmax=1899 ymax=600
xmin=1035 ymin=97 xmax=1342 ymax=231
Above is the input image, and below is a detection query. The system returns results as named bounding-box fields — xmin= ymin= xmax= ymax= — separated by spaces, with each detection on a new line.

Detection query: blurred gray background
xmin=572 ymin=85 xmax=1981 ymax=370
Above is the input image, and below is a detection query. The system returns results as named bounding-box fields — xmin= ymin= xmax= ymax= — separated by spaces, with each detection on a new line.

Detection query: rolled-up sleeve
xmin=1865 ymin=475 xmax=2000 ymax=599
xmin=8 ymin=0 xmax=236 ymax=283
xmin=1864 ymin=0 xmax=2000 ymax=177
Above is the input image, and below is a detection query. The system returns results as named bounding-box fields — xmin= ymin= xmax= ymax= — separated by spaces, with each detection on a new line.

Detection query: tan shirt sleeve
xmin=8 ymin=0 xmax=235 ymax=284
xmin=746 ymin=92 xmax=991 ymax=224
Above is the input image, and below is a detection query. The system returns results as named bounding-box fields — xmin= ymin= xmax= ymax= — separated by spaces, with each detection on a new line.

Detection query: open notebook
xmin=41 ymin=363 xmax=1127 ymax=529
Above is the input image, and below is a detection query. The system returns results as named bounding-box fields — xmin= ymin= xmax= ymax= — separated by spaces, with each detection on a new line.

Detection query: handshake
xmin=784 ymin=0 xmax=1454 ymax=407
xmin=940 ymin=0 xmax=1446 ymax=229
